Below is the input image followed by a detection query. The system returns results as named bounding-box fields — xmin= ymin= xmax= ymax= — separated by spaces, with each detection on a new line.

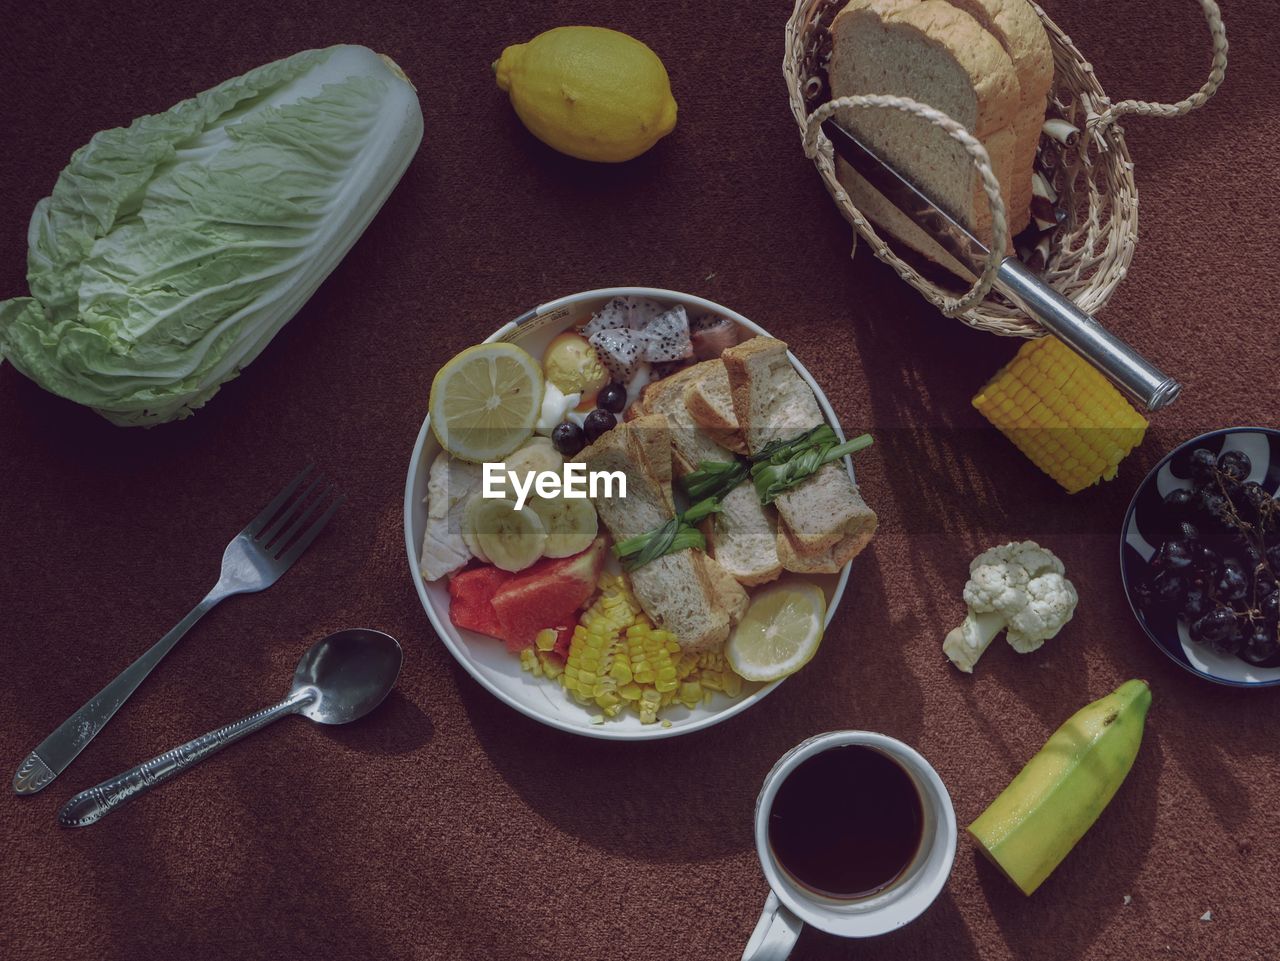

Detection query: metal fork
xmin=12 ymin=465 xmax=344 ymax=795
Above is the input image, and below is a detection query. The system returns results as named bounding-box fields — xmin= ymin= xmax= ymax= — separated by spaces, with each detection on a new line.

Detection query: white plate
xmin=403 ymin=287 xmax=859 ymax=739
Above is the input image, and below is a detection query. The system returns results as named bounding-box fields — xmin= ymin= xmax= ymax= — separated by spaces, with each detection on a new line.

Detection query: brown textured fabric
xmin=1 ymin=1 xmax=1276 ymax=959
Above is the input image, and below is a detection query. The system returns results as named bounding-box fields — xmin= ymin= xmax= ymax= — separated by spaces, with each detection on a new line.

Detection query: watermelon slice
xmin=490 ymin=538 xmax=606 ymax=649
xmin=448 ymin=565 xmax=514 ymax=641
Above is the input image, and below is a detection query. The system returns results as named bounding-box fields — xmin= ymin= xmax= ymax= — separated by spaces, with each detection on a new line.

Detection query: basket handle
xmin=1088 ymin=0 xmax=1227 ymax=132
xmin=803 ymin=94 xmax=1006 ymax=316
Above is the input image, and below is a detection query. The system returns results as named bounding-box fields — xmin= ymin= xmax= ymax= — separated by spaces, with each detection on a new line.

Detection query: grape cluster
xmin=1133 ymin=448 xmax=1280 ymax=666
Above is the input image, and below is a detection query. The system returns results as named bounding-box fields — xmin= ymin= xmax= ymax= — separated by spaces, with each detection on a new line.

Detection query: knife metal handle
xmin=994 ymin=257 xmax=1181 ymax=411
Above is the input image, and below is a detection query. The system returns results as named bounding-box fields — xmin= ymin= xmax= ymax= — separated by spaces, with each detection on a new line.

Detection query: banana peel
xmin=969 ymin=679 xmax=1151 ymax=895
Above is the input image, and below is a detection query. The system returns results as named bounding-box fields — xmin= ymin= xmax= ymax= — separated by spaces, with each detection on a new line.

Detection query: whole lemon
xmin=494 ymin=26 xmax=678 ymax=163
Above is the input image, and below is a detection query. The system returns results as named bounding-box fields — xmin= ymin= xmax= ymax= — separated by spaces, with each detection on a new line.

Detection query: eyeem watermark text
xmin=483 ymin=463 xmax=626 ymax=510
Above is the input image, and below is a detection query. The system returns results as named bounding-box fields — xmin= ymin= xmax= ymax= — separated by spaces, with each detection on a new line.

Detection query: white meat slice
xmin=419 ymin=452 xmax=483 ymax=581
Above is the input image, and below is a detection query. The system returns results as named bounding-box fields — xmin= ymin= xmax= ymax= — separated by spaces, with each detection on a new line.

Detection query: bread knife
xmin=821 ymin=118 xmax=1180 ymax=412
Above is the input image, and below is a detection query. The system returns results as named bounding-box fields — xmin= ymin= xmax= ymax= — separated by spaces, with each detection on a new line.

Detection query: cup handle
xmin=742 ymin=892 xmax=804 ymax=961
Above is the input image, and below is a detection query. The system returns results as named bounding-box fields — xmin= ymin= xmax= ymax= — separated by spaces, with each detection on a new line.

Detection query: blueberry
xmin=583 ymin=409 xmax=617 ymax=443
xmin=1218 ymin=450 xmax=1251 ymax=483
xmin=551 ymin=421 xmax=586 ymax=456
xmin=1267 ymin=543 xmax=1280 ymax=571
xmin=1216 ymin=558 xmax=1250 ymax=603
xmin=1240 ymin=623 xmax=1280 ymax=666
xmin=1162 ymin=488 xmax=1197 ymax=518
xmin=1197 ymin=489 xmax=1231 ymax=524
xmin=596 ymin=382 xmax=627 ymax=414
xmin=1189 ymin=447 xmax=1219 ymax=486
xmin=1191 ymin=608 xmax=1238 ymax=651
xmin=1192 ymin=545 xmax=1222 ymax=578
xmin=1155 ymin=539 xmax=1194 ymax=571
xmin=1152 ymin=571 xmax=1187 ymax=608
xmin=1262 ymin=592 xmax=1280 ymax=623
xmin=1181 ymin=587 xmax=1210 ymax=620
xmin=1238 ymin=481 xmax=1270 ymax=513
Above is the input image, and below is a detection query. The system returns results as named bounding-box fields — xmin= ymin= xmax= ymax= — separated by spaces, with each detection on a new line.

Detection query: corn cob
xmin=513 ymin=570 xmax=752 ymax=725
xmin=972 ymin=336 xmax=1148 ymax=494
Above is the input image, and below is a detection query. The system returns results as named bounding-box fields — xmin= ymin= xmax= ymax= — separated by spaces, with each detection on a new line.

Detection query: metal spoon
xmin=58 ymin=629 xmax=402 ymax=828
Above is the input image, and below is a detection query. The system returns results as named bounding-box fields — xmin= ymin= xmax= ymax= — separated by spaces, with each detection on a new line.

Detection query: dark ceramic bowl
xmin=1119 ymin=427 xmax=1280 ymax=688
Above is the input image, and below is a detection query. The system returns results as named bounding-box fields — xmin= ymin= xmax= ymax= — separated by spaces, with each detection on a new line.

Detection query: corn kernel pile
xmin=518 ymin=573 xmax=744 ymax=724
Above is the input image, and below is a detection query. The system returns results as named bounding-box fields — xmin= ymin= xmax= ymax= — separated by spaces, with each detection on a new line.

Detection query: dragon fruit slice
xmin=689 ymin=313 xmax=739 ymax=360
xmin=641 ymin=306 xmax=693 ymax=363
xmin=582 ymin=298 xmax=630 ymax=339
xmin=581 ymin=296 xmax=667 ymax=339
xmin=621 ymin=297 xmax=665 ymax=330
xmin=589 ymin=327 xmax=645 ymax=383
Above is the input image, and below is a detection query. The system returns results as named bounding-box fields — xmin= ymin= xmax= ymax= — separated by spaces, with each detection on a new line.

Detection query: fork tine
xmin=243 ymin=464 xmax=314 ymax=538
xmin=258 ymin=474 xmax=325 ymax=547
xmin=275 ymin=490 xmax=345 ymax=567
xmin=267 ymin=481 xmax=332 ymax=554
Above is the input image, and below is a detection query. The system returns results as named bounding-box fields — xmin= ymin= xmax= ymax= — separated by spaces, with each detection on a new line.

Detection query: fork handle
xmin=12 ymin=591 xmax=221 ymax=796
xmin=58 ymin=689 xmax=313 ymax=828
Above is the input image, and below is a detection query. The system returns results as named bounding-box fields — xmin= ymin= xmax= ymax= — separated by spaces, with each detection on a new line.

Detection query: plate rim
xmin=402 ymin=286 xmax=858 ymax=738
xmin=1118 ymin=425 xmax=1280 ymax=689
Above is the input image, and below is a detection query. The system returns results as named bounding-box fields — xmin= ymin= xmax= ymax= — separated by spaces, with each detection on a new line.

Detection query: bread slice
xmin=682 ymin=361 xmax=748 ymax=456
xmin=777 ymin=511 xmax=877 ymax=573
xmin=573 ymin=415 xmax=729 ymax=652
xmin=945 ymin=0 xmax=1053 ymax=233
xmin=702 ymin=554 xmax=750 ymax=625
xmin=830 ymin=0 xmax=1023 ymax=276
xmin=722 ymin=337 xmax=877 ymax=556
xmin=640 ymin=363 xmax=783 ymax=586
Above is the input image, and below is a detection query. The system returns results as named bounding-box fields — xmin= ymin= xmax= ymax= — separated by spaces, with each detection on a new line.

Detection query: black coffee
xmin=768 ymin=745 xmax=924 ymax=900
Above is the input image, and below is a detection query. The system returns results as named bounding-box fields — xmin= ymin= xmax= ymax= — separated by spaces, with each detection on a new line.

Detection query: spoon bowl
xmin=294 ymin=628 xmax=403 ymax=724
xmin=59 ymin=628 xmax=403 ymax=827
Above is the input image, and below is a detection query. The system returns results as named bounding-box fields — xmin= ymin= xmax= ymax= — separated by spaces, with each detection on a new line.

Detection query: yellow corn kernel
xmin=609 ymin=659 xmax=633 ymax=684
xmin=519 ymin=648 xmax=537 ymax=673
xmin=973 ymin=336 xmax=1148 ymax=494
xmin=535 ymin=628 xmax=558 ymax=652
xmin=722 ymin=671 xmax=743 ymax=698
xmin=678 ymin=681 xmax=703 ymax=708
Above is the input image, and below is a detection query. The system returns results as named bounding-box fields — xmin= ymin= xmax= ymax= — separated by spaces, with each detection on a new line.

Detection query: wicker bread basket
xmin=784 ymin=0 xmax=1228 ymax=336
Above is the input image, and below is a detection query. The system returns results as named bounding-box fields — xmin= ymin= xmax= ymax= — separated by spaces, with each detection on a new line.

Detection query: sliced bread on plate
xmin=639 ymin=364 xmax=783 ymax=586
xmin=722 ymin=336 xmax=877 ymax=558
xmin=573 ymin=414 xmax=730 ymax=652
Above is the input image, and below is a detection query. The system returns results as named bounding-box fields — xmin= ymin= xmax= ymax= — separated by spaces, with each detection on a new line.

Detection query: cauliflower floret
xmin=1007 ymin=573 xmax=1079 ymax=653
xmin=944 ymin=541 xmax=1077 ymax=672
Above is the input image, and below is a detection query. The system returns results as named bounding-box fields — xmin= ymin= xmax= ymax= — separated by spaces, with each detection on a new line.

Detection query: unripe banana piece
xmin=969 ymin=679 xmax=1151 ymax=895
xmin=464 ymin=494 xmax=546 ymax=571
xmin=528 ymin=494 xmax=598 ymax=558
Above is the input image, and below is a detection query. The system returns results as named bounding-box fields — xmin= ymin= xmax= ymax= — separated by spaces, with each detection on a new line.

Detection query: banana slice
xmin=499 ymin=437 xmax=565 ymax=498
xmin=461 ymin=493 xmax=492 ymax=564
xmin=468 ymin=496 xmax=547 ymax=572
xmin=527 ymin=494 xmax=598 ymax=558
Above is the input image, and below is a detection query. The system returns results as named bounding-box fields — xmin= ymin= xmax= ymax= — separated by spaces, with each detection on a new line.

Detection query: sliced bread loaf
xmin=829 ymin=0 xmax=1023 ymax=275
xmin=945 ymin=0 xmax=1054 ymax=233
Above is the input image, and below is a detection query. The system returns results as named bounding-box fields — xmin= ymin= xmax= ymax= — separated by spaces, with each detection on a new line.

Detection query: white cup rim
xmin=753 ymin=731 xmax=957 ymax=938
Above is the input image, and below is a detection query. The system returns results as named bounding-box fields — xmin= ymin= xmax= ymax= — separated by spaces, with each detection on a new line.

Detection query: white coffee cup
xmin=742 ymin=731 xmax=957 ymax=960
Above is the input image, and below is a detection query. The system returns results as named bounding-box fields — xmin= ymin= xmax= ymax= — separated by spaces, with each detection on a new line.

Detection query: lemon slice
xmin=430 ymin=343 xmax=544 ymax=462
xmin=726 ymin=582 xmax=827 ymax=682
